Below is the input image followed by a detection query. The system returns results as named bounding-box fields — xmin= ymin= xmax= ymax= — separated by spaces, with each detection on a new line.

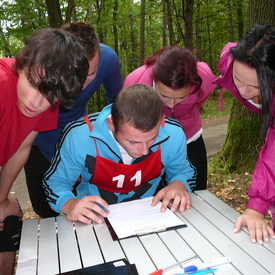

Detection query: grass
xmin=201 ymin=89 xmax=233 ymax=119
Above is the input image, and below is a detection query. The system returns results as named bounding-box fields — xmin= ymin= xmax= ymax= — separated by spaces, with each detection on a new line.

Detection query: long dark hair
xmin=145 ymin=46 xmax=202 ymax=92
xmin=231 ymin=24 xmax=275 ymax=138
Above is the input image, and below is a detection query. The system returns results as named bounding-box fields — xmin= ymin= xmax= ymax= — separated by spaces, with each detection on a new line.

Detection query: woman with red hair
xmin=124 ymin=46 xmax=217 ymax=191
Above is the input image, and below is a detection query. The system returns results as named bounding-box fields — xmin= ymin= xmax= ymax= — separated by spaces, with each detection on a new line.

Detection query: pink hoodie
xmin=215 ymin=43 xmax=275 ymax=230
xmin=123 ymin=62 xmax=217 ymax=141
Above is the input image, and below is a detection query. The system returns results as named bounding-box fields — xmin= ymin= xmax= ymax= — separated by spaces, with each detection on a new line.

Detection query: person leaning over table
xmin=24 ymin=22 xmax=123 ymax=219
xmin=0 ymin=28 xmax=89 ymax=275
xmin=123 ymin=46 xmax=217 ymax=191
xmin=214 ymin=24 xmax=275 ymax=244
xmin=42 ymin=84 xmax=196 ymax=224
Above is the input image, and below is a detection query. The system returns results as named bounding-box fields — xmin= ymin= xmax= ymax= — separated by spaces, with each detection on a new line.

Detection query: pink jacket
xmin=215 ymin=43 xmax=275 ymax=227
xmin=123 ymin=62 xmax=217 ymax=141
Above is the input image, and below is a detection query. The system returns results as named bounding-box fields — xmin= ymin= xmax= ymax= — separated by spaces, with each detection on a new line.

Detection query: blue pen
xmin=183 ymin=256 xmax=231 ymax=272
xmin=174 ymin=268 xmax=218 ymax=275
xmin=96 ymin=202 xmax=109 ymax=212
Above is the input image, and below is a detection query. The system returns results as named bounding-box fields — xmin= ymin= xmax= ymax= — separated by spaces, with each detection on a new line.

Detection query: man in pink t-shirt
xmin=0 ymin=28 xmax=89 ymax=274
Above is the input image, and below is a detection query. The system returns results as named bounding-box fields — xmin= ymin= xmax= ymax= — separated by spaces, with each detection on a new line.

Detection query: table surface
xmin=16 ymin=191 xmax=275 ymax=275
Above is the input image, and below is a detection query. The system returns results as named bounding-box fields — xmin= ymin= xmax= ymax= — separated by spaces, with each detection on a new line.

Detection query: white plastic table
xmin=16 ymin=191 xmax=275 ymax=275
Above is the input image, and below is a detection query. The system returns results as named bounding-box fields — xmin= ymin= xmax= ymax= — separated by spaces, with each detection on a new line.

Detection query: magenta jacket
xmin=123 ymin=62 xmax=217 ymax=141
xmin=215 ymin=42 xmax=275 ymax=228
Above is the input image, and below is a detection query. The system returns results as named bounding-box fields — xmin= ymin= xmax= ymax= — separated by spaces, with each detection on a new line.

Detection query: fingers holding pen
xmin=62 ymin=196 xmax=109 ymax=224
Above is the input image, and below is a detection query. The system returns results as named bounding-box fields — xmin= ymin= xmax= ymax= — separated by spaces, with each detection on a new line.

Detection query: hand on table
xmin=62 ymin=196 xmax=109 ymax=224
xmin=0 ymin=197 xmax=23 ymax=231
xmin=234 ymin=208 xmax=275 ymax=244
xmin=151 ymin=180 xmax=191 ymax=212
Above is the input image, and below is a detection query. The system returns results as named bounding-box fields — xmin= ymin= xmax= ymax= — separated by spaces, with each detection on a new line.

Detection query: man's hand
xmin=151 ymin=180 xmax=191 ymax=212
xmin=62 ymin=196 xmax=109 ymax=224
xmin=0 ymin=197 xmax=23 ymax=231
xmin=234 ymin=209 xmax=275 ymax=244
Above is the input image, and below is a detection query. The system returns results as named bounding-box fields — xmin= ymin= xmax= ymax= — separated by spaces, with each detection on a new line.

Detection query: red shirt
xmin=0 ymin=58 xmax=58 ymax=165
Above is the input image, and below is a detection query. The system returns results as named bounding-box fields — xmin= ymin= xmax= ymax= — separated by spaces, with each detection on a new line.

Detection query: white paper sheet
xmin=106 ymin=197 xmax=186 ymax=239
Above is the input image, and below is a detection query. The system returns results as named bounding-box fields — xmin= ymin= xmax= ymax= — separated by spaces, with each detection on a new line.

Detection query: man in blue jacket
xmin=43 ymin=84 xmax=196 ymax=224
xmin=24 ymin=22 xmax=123 ymax=218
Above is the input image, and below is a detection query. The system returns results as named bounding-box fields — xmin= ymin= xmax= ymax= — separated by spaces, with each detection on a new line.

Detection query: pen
xmin=148 ymin=255 xmax=198 ymax=275
xmin=174 ymin=268 xmax=218 ymax=275
xmin=182 ymin=256 xmax=231 ymax=272
xmin=96 ymin=202 xmax=109 ymax=212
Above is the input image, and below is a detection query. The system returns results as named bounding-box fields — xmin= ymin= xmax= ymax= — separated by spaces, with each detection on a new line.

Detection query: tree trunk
xmin=65 ymin=0 xmax=76 ymax=23
xmin=112 ymin=0 xmax=119 ymax=54
xmin=171 ymin=0 xmax=184 ymax=44
xmin=220 ymin=99 xmax=262 ymax=172
xmin=227 ymin=0 xmax=234 ymax=41
xmin=246 ymin=0 xmax=275 ymax=28
xmin=162 ymin=0 xmax=167 ymax=46
xmin=45 ymin=0 xmax=63 ymax=27
xmin=184 ymin=0 xmax=194 ymax=50
xmin=236 ymin=0 xmax=244 ymax=40
xmin=195 ymin=0 xmax=202 ymax=60
xmin=205 ymin=0 xmax=213 ymax=68
xmin=219 ymin=0 xmax=275 ymax=173
xmin=166 ymin=0 xmax=175 ymax=45
xmin=139 ymin=0 xmax=146 ymax=65
xmin=130 ymin=13 xmax=139 ymax=71
xmin=94 ymin=0 xmax=105 ymax=43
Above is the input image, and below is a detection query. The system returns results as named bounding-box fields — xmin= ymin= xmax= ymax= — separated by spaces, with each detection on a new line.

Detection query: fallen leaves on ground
xmin=208 ymin=171 xmax=272 ymax=226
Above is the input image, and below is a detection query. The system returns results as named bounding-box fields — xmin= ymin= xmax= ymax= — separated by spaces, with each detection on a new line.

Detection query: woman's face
xmin=155 ymin=81 xmax=190 ymax=109
xmin=232 ymin=61 xmax=261 ymax=104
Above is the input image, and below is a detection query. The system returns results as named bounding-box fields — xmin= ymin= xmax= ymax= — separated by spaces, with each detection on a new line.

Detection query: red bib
xmin=84 ymin=116 xmax=162 ymax=193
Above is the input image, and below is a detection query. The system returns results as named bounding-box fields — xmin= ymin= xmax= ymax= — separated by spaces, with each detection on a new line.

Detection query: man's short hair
xmin=61 ymin=22 xmax=100 ymax=60
xmin=111 ymin=84 xmax=163 ymax=132
xmin=15 ymin=28 xmax=89 ymax=108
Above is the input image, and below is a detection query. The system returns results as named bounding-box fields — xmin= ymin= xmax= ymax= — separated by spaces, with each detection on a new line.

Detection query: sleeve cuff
xmin=246 ymin=197 xmax=270 ymax=216
xmin=169 ymin=176 xmax=191 ymax=193
xmin=55 ymin=193 xmax=76 ymax=214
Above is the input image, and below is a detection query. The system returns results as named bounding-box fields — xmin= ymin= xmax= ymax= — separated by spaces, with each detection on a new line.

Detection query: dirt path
xmin=203 ymin=114 xmax=229 ymax=157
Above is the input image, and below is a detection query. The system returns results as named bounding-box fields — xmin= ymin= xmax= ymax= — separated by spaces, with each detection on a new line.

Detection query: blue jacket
xmin=34 ymin=44 xmax=122 ymax=161
xmin=43 ymin=105 xmax=196 ymax=213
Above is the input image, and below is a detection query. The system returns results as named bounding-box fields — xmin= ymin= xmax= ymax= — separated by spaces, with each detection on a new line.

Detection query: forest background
xmin=1 ymin=0 xmax=275 ymax=220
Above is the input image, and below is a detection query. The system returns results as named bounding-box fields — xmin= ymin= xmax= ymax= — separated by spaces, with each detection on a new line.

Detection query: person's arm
xmin=101 ymin=49 xmax=122 ymax=103
xmin=42 ymin=128 xmax=84 ymax=214
xmin=152 ymin=125 xmax=195 ymax=212
xmin=196 ymin=62 xmax=218 ymax=109
xmin=43 ymin=123 xmax=111 ymax=224
xmin=234 ymin=127 xmax=275 ymax=243
xmin=0 ymin=131 xmax=37 ymax=227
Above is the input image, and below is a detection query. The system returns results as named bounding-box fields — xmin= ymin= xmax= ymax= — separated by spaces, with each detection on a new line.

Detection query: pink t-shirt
xmin=0 ymin=58 xmax=58 ymax=165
